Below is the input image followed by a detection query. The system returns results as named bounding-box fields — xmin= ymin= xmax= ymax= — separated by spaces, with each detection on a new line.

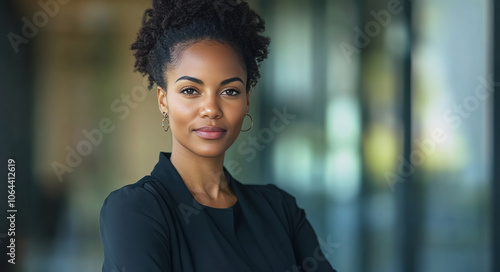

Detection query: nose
xmin=199 ymin=94 xmax=223 ymax=119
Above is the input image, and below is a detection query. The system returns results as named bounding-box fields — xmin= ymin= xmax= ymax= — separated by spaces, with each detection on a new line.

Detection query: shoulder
xmin=100 ymin=175 xmax=170 ymax=242
xmin=100 ymin=176 xmax=171 ymax=270
xmin=100 ymin=175 xmax=163 ymax=220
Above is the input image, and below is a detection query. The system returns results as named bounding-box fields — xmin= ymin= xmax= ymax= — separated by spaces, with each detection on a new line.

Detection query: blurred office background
xmin=1 ymin=0 xmax=498 ymax=271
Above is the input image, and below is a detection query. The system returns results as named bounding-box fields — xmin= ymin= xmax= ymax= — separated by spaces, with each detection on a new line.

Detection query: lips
xmin=193 ymin=126 xmax=227 ymax=140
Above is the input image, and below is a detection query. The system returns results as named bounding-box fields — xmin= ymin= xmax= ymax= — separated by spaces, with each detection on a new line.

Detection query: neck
xmin=170 ymin=146 xmax=229 ymax=200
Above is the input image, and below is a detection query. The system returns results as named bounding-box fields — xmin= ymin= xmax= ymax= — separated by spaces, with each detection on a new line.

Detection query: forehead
xmin=166 ymin=41 xmax=247 ymax=82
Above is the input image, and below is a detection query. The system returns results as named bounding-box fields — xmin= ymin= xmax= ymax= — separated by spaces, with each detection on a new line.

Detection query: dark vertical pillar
xmin=492 ymin=1 xmax=500 ymax=271
xmin=397 ymin=1 xmax=417 ymax=272
xmin=356 ymin=0 xmax=370 ymax=270
xmin=255 ymin=0 xmax=275 ymax=182
xmin=311 ymin=0 xmax=327 ymax=127
xmin=0 ymin=1 xmax=35 ymax=272
xmin=310 ymin=0 xmax=328 ymax=236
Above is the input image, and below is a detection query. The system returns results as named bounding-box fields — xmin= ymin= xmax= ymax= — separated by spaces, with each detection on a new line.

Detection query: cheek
xmin=166 ymin=96 xmax=196 ymax=131
xmin=227 ymin=102 xmax=247 ymax=126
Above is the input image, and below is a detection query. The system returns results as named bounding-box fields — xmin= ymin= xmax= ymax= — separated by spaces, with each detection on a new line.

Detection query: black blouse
xmin=100 ymin=152 xmax=336 ymax=271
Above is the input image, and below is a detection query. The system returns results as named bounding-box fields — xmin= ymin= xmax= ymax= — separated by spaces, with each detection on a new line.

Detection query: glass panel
xmin=413 ymin=0 xmax=491 ymax=270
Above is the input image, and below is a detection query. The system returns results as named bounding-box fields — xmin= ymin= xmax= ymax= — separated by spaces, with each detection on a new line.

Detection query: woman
xmin=99 ymin=0 xmax=336 ymax=271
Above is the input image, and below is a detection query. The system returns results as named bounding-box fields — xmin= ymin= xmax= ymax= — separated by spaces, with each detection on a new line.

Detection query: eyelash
xmin=180 ymin=88 xmax=241 ymax=97
xmin=180 ymin=87 xmax=199 ymax=96
xmin=222 ymin=89 xmax=241 ymax=96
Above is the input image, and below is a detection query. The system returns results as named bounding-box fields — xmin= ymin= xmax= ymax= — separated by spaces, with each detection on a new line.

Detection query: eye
xmin=222 ymin=89 xmax=241 ymax=96
xmin=180 ymin=87 xmax=199 ymax=96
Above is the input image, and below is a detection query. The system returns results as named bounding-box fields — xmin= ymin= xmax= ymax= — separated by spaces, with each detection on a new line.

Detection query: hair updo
xmin=130 ymin=0 xmax=271 ymax=92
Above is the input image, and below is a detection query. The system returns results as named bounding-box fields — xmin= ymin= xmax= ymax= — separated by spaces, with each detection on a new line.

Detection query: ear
xmin=246 ymin=91 xmax=250 ymax=114
xmin=157 ymin=86 xmax=168 ymax=114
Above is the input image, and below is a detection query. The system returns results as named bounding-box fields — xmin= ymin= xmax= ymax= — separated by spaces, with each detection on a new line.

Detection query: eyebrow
xmin=175 ymin=76 xmax=244 ymax=86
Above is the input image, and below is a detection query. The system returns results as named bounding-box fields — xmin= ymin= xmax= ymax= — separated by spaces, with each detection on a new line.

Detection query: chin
xmin=173 ymin=132 xmax=238 ymax=158
xmin=191 ymin=144 xmax=230 ymax=158
xmin=183 ymin=137 xmax=234 ymax=158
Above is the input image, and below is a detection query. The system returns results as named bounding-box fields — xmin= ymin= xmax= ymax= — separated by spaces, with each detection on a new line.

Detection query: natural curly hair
xmin=130 ymin=0 xmax=271 ymax=92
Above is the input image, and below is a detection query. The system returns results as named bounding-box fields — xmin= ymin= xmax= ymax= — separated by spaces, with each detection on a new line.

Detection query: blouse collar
xmin=149 ymin=152 xmax=295 ymax=267
xmin=150 ymin=152 xmax=238 ymax=208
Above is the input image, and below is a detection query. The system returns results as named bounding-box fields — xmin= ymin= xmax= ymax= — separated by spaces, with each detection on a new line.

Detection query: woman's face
xmin=158 ymin=40 xmax=249 ymax=159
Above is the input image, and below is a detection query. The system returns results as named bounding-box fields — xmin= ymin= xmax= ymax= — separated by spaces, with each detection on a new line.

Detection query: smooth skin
xmin=157 ymin=40 xmax=249 ymax=208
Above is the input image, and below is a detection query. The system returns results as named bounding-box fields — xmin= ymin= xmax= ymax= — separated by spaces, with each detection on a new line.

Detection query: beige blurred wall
xmin=13 ymin=2 xmax=172 ymax=263
xmin=25 ymin=0 xmax=169 ymax=188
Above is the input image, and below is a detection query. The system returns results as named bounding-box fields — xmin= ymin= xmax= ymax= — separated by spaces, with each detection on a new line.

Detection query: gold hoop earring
xmin=162 ymin=112 xmax=170 ymax=132
xmin=241 ymin=113 xmax=253 ymax=132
